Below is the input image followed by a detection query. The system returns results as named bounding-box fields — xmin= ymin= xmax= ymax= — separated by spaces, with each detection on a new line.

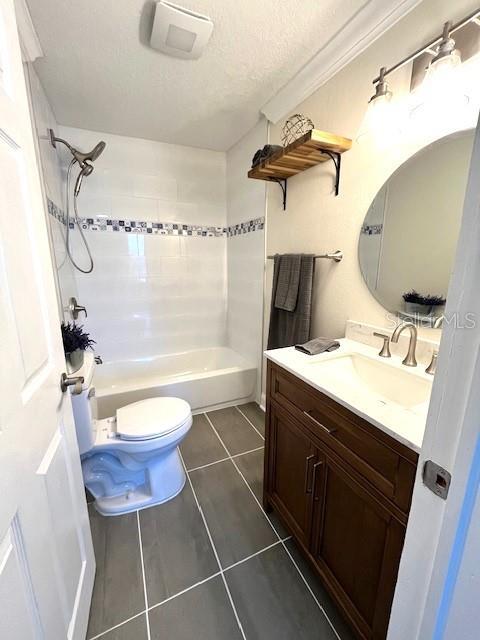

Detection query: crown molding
xmin=260 ymin=0 xmax=422 ymax=123
xmin=14 ymin=0 xmax=43 ymax=62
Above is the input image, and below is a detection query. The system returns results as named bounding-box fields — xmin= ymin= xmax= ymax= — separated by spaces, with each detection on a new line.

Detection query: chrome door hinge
xmin=423 ymin=460 xmax=451 ymax=500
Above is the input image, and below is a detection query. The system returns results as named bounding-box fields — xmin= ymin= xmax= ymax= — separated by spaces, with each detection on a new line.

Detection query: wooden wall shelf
xmin=248 ymin=129 xmax=352 ymax=209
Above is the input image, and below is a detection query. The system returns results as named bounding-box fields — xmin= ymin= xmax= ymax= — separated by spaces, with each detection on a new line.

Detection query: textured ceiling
xmin=27 ymin=0 xmax=368 ymax=150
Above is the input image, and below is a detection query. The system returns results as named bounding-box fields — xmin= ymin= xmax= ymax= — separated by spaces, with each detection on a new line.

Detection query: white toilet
xmin=70 ymin=353 xmax=192 ymax=516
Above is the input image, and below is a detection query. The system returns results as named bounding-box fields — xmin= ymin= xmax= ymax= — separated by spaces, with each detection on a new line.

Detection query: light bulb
xmin=423 ymin=48 xmax=462 ymax=91
xmin=357 ymin=67 xmax=401 ymax=145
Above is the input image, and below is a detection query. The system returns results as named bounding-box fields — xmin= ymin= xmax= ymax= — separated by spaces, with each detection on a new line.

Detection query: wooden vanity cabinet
xmin=264 ymin=361 xmax=419 ymax=640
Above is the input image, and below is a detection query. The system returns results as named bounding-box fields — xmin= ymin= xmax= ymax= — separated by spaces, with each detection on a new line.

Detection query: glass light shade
xmin=423 ymin=49 xmax=462 ymax=90
xmin=357 ymin=91 xmax=402 ymax=145
xmin=410 ymin=49 xmax=468 ymax=126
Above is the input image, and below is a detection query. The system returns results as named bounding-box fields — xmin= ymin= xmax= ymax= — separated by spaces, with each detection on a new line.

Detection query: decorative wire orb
xmin=281 ymin=114 xmax=314 ymax=147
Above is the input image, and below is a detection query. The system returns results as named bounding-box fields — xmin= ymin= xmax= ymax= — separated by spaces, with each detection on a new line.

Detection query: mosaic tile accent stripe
xmin=47 ymin=199 xmax=66 ymax=225
xmin=47 ymin=198 xmax=264 ymax=237
xmin=227 ymin=218 xmax=264 ymax=237
xmin=361 ymin=223 xmax=383 ymax=235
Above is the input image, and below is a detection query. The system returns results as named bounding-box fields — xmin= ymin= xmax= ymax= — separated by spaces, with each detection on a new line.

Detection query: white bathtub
xmin=93 ymin=347 xmax=257 ymax=418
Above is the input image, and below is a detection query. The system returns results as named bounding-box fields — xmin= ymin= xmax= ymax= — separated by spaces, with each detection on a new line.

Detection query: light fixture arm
xmin=431 ymin=21 xmax=456 ymax=65
xmin=370 ymin=66 xmax=391 ymax=103
xmin=371 ymin=8 xmax=480 ymax=85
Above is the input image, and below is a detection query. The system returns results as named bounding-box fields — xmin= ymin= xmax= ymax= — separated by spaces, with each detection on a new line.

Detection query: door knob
xmin=68 ymin=297 xmax=87 ymax=320
xmin=60 ymin=372 xmax=84 ymax=395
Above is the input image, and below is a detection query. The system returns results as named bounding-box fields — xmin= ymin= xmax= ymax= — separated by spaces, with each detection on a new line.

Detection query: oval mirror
xmin=358 ymin=129 xmax=474 ymax=323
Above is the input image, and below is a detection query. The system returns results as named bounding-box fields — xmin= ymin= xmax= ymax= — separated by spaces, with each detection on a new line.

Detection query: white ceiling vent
xmin=150 ymin=1 xmax=214 ymax=60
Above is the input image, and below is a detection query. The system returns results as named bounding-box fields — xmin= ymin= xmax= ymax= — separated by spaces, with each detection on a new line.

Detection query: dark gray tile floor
xmin=87 ymin=403 xmax=352 ymax=640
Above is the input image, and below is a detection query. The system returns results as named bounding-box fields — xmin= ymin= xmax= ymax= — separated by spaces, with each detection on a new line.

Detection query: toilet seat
xmin=116 ymin=397 xmax=191 ymax=441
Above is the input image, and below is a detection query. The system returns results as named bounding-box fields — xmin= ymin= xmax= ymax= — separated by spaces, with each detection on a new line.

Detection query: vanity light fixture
xmin=366 ymin=9 xmax=480 ymax=104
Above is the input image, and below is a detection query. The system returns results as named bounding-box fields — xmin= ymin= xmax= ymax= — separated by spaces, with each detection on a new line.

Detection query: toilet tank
xmin=70 ymin=352 xmax=96 ymax=455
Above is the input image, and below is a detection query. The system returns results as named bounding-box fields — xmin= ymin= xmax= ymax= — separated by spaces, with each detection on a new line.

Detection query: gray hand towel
xmin=267 ymin=255 xmax=315 ymax=350
xmin=274 ymin=254 xmax=302 ymax=311
xmin=295 ymin=337 xmax=340 ymax=355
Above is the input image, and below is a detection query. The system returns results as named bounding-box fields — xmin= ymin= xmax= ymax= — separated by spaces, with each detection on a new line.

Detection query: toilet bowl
xmin=70 ymin=353 xmax=192 ymax=516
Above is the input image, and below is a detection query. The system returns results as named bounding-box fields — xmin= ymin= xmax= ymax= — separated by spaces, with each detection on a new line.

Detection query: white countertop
xmin=265 ymin=339 xmax=432 ymax=452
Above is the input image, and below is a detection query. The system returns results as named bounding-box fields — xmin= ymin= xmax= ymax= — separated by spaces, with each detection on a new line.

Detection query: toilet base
xmin=83 ymin=444 xmax=187 ymax=516
xmin=93 ymin=474 xmax=186 ymax=516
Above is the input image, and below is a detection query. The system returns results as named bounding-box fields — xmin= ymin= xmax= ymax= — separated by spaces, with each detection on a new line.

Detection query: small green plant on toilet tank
xmin=61 ymin=322 xmax=96 ymax=373
xmin=402 ymin=290 xmax=446 ymax=316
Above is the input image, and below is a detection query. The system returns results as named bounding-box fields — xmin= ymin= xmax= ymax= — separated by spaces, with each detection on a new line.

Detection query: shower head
xmin=49 ymin=129 xmax=106 ymax=168
xmin=49 ymin=129 xmax=106 ymax=197
xmin=72 ymin=141 xmax=106 ymax=165
xmin=74 ymin=162 xmax=94 ymax=197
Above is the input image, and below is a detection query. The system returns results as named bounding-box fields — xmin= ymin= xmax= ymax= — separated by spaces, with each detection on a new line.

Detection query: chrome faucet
xmin=391 ymin=321 xmax=418 ymax=367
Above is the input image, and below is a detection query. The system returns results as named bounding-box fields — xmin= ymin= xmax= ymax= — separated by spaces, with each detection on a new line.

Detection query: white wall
xmin=25 ymin=64 xmax=78 ymax=318
xmin=58 ymin=126 xmax=227 ymax=363
xmin=265 ymin=0 xmax=480 ymax=347
xmin=226 ymin=120 xmax=267 ymax=402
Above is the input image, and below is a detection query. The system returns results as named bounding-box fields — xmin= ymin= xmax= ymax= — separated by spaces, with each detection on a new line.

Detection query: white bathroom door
xmin=387 ymin=114 xmax=480 ymax=637
xmin=0 ymin=1 xmax=95 ymax=639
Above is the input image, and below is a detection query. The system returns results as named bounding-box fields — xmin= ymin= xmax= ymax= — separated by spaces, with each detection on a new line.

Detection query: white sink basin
xmin=265 ymin=338 xmax=435 ymax=451
xmin=307 ymin=353 xmax=431 ymax=411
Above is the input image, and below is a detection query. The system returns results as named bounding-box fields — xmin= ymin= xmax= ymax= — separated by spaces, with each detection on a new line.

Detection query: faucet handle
xmin=426 ymin=350 xmax=439 ymax=375
xmin=68 ymin=296 xmax=87 ymax=320
xmin=373 ymin=332 xmax=391 ymax=358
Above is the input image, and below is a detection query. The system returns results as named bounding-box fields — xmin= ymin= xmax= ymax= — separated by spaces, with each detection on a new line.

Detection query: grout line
xmin=187 ymin=456 xmax=230 ymax=473
xmin=222 ymin=539 xmax=283 ymax=572
xmin=204 ymin=412 xmax=342 ymax=640
xmin=137 ymin=511 xmax=152 ymax=640
xmin=280 ymin=543 xmax=342 ymax=640
xmin=232 ymin=445 xmax=264 ymax=458
xmin=187 ymin=446 xmax=265 ymax=473
xmin=148 ymin=570 xmax=222 ymax=612
xmin=235 ymin=405 xmax=265 ymax=441
xmin=88 ymin=611 xmax=146 ymax=640
xmin=203 ymin=413 xmax=233 ymax=457
xmin=178 ymin=450 xmax=247 ymax=640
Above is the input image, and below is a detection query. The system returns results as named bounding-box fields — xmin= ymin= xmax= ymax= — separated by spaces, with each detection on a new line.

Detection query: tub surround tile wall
xmin=54 ymin=126 xmax=228 ymax=363
xmin=227 ymin=121 xmax=268 ymax=403
xmin=31 ymin=83 xmax=268 ymax=391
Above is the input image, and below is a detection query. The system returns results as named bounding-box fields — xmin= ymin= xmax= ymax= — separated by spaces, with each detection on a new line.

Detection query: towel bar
xmin=267 ymin=250 xmax=343 ymax=263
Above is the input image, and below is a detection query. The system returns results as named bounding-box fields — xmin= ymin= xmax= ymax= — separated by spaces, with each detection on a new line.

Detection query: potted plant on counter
xmin=61 ymin=322 xmax=96 ymax=374
xmin=402 ymin=290 xmax=446 ymax=316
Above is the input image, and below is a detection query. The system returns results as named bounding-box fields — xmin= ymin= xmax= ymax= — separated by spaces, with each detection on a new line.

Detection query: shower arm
xmin=48 ymin=128 xmax=76 ymax=156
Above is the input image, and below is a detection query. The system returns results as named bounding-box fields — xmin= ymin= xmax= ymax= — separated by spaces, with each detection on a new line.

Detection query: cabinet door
xmin=267 ymin=404 xmax=318 ymax=546
xmin=311 ymin=454 xmax=406 ymax=640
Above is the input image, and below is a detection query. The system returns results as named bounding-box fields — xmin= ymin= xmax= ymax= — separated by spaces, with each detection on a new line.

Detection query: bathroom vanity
xmin=264 ymin=341 xmax=429 ymax=640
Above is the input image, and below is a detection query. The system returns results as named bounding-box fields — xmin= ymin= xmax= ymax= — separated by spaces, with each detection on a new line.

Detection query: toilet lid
xmin=116 ymin=397 xmax=191 ymax=441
